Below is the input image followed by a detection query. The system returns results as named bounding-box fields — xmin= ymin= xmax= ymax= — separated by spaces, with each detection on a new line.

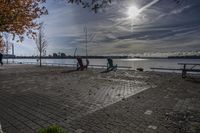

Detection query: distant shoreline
xmin=4 ymin=55 xmax=200 ymax=60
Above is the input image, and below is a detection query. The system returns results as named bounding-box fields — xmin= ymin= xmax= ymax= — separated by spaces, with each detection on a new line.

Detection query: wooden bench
xmin=178 ymin=63 xmax=200 ymax=78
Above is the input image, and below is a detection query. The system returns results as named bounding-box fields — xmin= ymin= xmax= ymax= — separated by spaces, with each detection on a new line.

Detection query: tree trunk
xmin=39 ymin=27 xmax=42 ymax=67
xmin=39 ymin=49 xmax=42 ymax=67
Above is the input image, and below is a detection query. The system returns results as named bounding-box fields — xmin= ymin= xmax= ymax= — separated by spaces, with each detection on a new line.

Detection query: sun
xmin=127 ymin=6 xmax=140 ymax=19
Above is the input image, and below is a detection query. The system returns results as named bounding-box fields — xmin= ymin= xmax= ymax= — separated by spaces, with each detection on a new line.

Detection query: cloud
xmin=15 ymin=0 xmax=200 ymax=56
xmin=139 ymin=0 xmax=160 ymax=12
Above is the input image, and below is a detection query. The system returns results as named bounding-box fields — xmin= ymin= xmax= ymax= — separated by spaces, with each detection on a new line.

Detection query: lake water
xmin=6 ymin=58 xmax=200 ymax=72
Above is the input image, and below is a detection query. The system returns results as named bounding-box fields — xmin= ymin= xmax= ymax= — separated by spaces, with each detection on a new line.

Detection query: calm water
xmin=6 ymin=58 xmax=200 ymax=72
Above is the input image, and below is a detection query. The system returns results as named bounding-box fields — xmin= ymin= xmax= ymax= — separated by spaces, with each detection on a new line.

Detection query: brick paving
xmin=0 ymin=65 xmax=200 ymax=133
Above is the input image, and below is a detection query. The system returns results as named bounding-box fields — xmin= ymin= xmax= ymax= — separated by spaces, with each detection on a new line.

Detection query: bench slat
xmin=181 ymin=69 xmax=200 ymax=72
xmin=178 ymin=63 xmax=200 ymax=65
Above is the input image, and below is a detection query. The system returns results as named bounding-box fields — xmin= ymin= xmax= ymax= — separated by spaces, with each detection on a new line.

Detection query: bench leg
xmin=182 ymin=64 xmax=187 ymax=78
xmin=182 ymin=70 xmax=187 ymax=78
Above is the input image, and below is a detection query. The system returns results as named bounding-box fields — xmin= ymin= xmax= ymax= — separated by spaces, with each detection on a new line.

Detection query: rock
xmin=148 ymin=125 xmax=157 ymax=130
xmin=144 ymin=110 xmax=153 ymax=115
xmin=75 ymin=129 xmax=84 ymax=133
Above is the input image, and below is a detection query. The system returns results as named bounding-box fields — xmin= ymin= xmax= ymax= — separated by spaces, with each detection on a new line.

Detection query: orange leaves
xmin=0 ymin=0 xmax=47 ymax=41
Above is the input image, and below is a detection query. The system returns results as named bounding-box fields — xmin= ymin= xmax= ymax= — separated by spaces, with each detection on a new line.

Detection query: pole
xmin=6 ymin=39 xmax=8 ymax=64
xmin=74 ymin=48 xmax=77 ymax=68
xmin=39 ymin=27 xmax=42 ymax=67
xmin=74 ymin=48 xmax=77 ymax=57
xmin=4 ymin=33 xmax=9 ymax=64
xmin=12 ymin=43 xmax=14 ymax=63
xmin=84 ymin=27 xmax=88 ymax=58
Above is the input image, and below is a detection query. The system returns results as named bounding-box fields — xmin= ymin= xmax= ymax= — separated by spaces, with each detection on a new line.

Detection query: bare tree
xmin=4 ymin=33 xmax=9 ymax=64
xmin=2 ymin=33 xmax=13 ymax=64
xmin=35 ymin=23 xmax=47 ymax=67
xmin=0 ymin=34 xmax=5 ymax=53
xmin=83 ymin=27 xmax=96 ymax=57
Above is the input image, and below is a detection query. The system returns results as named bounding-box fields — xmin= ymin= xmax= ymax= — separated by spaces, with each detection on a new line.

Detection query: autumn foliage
xmin=0 ymin=37 xmax=4 ymax=52
xmin=0 ymin=0 xmax=47 ymax=49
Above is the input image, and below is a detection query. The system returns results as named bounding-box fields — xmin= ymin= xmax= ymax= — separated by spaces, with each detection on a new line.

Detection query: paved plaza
xmin=0 ymin=65 xmax=200 ymax=133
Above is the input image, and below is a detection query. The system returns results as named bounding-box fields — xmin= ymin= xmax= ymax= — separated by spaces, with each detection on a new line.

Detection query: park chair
xmin=107 ymin=58 xmax=117 ymax=71
xmin=76 ymin=57 xmax=89 ymax=71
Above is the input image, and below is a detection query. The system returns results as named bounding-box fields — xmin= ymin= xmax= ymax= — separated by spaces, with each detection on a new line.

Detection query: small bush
xmin=37 ymin=125 xmax=67 ymax=133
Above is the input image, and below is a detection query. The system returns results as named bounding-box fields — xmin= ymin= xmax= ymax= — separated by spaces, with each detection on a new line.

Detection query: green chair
xmin=107 ymin=58 xmax=117 ymax=71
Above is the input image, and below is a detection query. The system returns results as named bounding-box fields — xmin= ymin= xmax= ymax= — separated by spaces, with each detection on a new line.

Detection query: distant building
xmin=61 ymin=53 xmax=66 ymax=57
xmin=53 ymin=53 xmax=58 ymax=57
xmin=2 ymin=54 xmax=15 ymax=58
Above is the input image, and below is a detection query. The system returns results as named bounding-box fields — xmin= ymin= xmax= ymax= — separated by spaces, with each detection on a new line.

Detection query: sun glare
xmin=127 ymin=6 xmax=140 ymax=19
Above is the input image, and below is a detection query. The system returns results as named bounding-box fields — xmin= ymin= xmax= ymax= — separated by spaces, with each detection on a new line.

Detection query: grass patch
xmin=37 ymin=125 xmax=67 ymax=133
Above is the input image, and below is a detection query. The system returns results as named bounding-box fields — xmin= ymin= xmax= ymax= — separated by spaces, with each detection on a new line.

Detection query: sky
xmin=13 ymin=0 xmax=200 ymax=56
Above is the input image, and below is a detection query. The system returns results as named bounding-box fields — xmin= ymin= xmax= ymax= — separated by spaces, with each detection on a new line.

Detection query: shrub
xmin=37 ymin=125 xmax=67 ymax=133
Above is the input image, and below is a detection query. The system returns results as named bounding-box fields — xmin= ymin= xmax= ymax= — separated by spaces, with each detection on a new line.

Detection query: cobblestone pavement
xmin=0 ymin=65 xmax=200 ymax=133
